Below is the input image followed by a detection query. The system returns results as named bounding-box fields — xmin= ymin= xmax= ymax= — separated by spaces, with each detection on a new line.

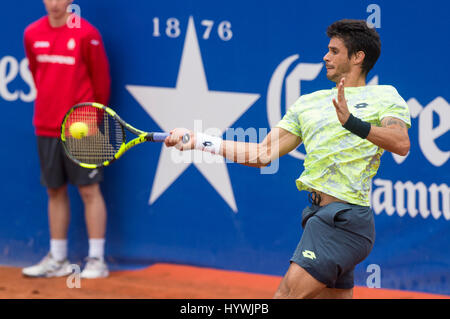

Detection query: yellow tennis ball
xmin=69 ymin=122 xmax=89 ymax=139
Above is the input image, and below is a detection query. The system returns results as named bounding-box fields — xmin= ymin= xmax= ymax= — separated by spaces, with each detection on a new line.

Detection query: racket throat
xmin=144 ymin=133 xmax=156 ymax=142
xmin=115 ymin=134 xmax=148 ymax=159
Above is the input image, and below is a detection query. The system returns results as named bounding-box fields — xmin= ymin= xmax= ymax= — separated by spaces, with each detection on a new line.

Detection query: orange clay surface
xmin=0 ymin=263 xmax=448 ymax=299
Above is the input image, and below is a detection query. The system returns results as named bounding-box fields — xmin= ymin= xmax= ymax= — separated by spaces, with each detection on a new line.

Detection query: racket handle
xmin=151 ymin=132 xmax=170 ymax=142
xmin=148 ymin=132 xmax=190 ymax=143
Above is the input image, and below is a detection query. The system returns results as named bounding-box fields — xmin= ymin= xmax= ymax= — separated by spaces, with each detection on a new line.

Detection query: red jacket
xmin=24 ymin=16 xmax=111 ymax=137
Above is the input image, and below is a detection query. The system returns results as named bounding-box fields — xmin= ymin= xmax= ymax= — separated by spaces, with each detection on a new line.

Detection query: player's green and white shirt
xmin=276 ymin=85 xmax=411 ymax=206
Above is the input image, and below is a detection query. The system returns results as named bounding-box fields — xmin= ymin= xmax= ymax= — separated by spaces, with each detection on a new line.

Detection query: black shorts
xmin=37 ymin=136 xmax=103 ymax=188
xmin=290 ymin=202 xmax=375 ymax=289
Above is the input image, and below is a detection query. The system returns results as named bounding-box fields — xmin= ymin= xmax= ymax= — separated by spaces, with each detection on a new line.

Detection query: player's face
xmin=323 ymin=37 xmax=352 ymax=83
xmin=43 ymin=0 xmax=72 ymax=20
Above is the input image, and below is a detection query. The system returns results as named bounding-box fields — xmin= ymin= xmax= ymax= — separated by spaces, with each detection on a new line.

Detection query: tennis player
xmin=165 ymin=20 xmax=411 ymax=298
xmin=22 ymin=0 xmax=110 ymax=278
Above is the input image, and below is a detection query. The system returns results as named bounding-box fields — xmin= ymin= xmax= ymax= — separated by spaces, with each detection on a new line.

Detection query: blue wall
xmin=0 ymin=0 xmax=448 ymax=295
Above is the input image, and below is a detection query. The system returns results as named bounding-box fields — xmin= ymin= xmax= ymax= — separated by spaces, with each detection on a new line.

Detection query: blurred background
xmin=0 ymin=0 xmax=448 ymax=295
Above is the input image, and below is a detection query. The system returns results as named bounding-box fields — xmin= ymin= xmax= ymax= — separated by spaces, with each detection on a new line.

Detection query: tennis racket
xmin=61 ymin=102 xmax=189 ymax=168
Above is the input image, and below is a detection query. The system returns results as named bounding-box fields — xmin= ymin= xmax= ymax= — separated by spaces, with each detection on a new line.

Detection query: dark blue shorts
xmin=290 ymin=202 xmax=375 ymax=289
xmin=37 ymin=136 xmax=103 ymax=189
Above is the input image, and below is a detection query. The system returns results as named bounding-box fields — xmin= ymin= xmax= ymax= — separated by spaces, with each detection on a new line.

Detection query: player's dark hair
xmin=326 ymin=19 xmax=381 ymax=76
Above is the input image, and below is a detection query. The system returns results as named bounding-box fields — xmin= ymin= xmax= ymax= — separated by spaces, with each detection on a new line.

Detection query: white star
xmin=126 ymin=16 xmax=260 ymax=212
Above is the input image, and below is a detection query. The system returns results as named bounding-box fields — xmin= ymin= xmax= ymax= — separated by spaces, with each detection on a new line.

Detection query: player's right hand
xmin=165 ymin=128 xmax=195 ymax=151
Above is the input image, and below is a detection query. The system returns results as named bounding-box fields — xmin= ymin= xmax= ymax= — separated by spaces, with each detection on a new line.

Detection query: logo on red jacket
xmin=67 ymin=38 xmax=76 ymax=50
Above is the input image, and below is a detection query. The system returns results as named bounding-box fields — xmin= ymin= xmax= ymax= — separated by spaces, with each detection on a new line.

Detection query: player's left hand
xmin=332 ymin=77 xmax=351 ymax=125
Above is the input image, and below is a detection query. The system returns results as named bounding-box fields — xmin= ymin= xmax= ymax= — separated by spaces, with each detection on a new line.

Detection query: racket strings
xmin=64 ymin=105 xmax=124 ymax=165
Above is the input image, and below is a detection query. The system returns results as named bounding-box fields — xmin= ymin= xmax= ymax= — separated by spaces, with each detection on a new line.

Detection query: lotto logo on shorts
xmin=302 ymin=250 xmax=316 ymax=260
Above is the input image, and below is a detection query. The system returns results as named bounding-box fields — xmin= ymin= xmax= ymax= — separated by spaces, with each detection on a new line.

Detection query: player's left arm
xmin=83 ymin=28 xmax=111 ymax=105
xmin=366 ymin=117 xmax=410 ymax=156
xmin=333 ymin=77 xmax=410 ymax=156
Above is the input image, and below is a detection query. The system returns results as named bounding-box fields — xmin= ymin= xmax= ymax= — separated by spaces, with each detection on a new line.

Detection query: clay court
xmin=0 ymin=263 xmax=448 ymax=299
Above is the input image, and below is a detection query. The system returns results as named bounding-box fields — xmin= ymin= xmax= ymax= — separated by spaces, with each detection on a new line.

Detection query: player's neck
xmin=48 ymin=13 xmax=71 ymax=28
xmin=336 ymin=72 xmax=366 ymax=88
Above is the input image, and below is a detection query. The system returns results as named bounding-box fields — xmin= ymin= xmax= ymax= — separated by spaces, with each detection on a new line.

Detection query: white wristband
xmin=195 ymin=133 xmax=223 ymax=155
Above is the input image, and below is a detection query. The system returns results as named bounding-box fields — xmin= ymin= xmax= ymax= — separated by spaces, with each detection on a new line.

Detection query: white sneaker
xmin=22 ymin=253 xmax=72 ymax=278
xmin=80 ymin=257 xmax=109 ymax=279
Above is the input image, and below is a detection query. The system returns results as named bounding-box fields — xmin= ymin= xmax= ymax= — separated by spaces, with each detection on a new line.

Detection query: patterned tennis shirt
xmin=276 ymin=85 xmax=411 ymax=206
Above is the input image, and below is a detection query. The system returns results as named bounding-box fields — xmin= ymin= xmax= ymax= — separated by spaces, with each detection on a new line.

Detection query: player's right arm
xmin=165 ymin=127 xmax=302 ymax=168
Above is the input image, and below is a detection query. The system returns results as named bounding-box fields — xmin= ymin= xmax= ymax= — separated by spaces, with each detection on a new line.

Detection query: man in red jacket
xmin=22 ymin=0 xmax=111 ymax=278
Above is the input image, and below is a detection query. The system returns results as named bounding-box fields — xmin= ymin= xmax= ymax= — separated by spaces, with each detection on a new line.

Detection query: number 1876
xmin=152 ymin=17 xmax=233 ymax=41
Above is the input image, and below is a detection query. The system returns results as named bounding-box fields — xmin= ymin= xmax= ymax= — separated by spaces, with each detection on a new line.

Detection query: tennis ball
xmin=69 ymin=122 xmax=89 ymax=139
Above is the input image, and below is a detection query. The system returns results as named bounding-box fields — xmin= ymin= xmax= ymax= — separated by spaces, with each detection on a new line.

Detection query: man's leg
xmin=274 ymin=263 xmax=353 ymax=299
xmin=78 ymin=183 xmax=106 ymax=239
xmin=274 ymin=262 xmax=326 ymax=299
xmin=313 ymin=287 xmax=353 ymax=299
xmin=47 ymin=185 xmax=70 ymax=239
xmin=78 ymin=183 xmax=109 ymax=278
xmin=22 ymin=185 xmax=72 ymax=277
